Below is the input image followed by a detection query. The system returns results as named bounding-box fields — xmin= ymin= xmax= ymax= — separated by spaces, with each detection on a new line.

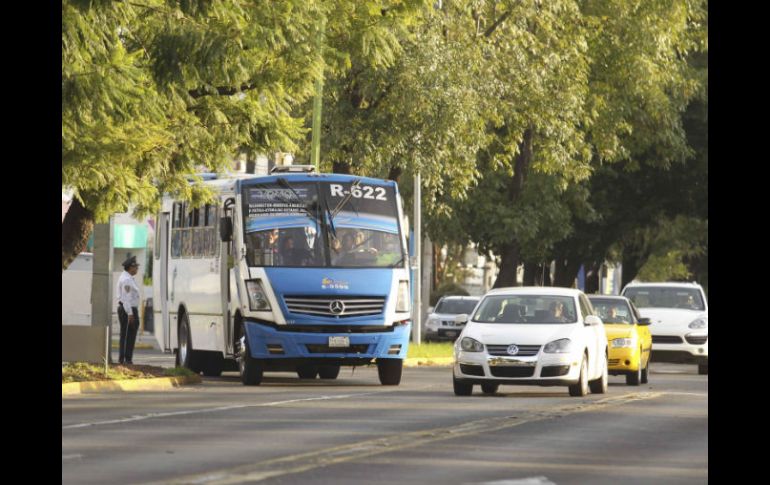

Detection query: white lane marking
xmin=62 ymin=392 xmax=384 ymax=430
xmin=467 ymin=478 xmax=556 ymax=485
xmin=146 ymin=392 xmax=664 ymax=485
xmin=62 ymin=454 xmax=83 ymax=461
xmin=658 ymin=391 xmax=707 ymax=397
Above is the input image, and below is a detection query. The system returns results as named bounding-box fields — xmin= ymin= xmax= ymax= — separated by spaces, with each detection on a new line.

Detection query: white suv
xmin=424 ymin=296 xmax=481 ymax=341
xmin=621 ymin=282 xmax=708 ymax=375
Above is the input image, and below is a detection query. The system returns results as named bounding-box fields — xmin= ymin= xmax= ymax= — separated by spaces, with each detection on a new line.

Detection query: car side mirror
xmin=219 ymin=216 xmax=233 ymax=242
xmin=637 ymin=318 xmax=651 ymax=326
xmin=584 ymin=315 xmax=602 ymax=326
xmin=454 ymin=314 xmax=469 ymax=324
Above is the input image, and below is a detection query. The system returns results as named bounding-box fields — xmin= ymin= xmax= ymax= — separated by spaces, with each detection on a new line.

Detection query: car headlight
xmin=611 ymin=337 xmax=635 ymax=348
xmin=396 ymin=280 xmax=410 ymax=312
xmin=246 ymin=279 xmax=271 ymax=311
xmin=460 ymin=337 xmax=484 ymax=352
xmin=543 ymin=338 xmax=572 ymax=353
xmin=688 ymin=318 xmax=707 ymax=329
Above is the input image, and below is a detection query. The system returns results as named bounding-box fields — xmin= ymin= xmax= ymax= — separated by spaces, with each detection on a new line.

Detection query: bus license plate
xmin=328 ymin=336 xmax=350 ymax=348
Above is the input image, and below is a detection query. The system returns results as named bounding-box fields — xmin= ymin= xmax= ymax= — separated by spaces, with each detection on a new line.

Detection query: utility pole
xmin=91 ymin=217 xmax=114 ymax=369
xmin=310 ymin=19 xmax=327 ymax=172
xmin=412 ymin=172 xmax=422 ymax=345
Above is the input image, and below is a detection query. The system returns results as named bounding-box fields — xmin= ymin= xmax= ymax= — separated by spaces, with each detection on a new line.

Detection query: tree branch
xmin=483 ymin=11 xmax=511 ymax=38
xmin=188 ymin=83 xmax=257 ymax=99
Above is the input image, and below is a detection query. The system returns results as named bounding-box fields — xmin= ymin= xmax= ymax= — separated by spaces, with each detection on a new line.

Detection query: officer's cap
xmin=122 ymin=256 xmax=139 ymax=270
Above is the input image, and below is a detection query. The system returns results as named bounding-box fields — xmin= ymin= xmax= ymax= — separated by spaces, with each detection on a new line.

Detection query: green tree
xmin=62 ymin=0 xmax=427 ymax=270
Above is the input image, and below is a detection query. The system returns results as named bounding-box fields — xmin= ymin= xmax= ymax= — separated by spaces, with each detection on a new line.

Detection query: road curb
xmin=110 ymin=343 xmax=155 ymax=350
xmin=403 ymin=357 xmax=454 ymax=367
xmin=62 ymin=375 xmax=202 ymax=396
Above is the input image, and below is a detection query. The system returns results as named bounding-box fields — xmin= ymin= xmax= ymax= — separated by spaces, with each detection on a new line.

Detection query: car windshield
xmin=589 ymin=298 xmax=633 ymax=324
xmin=624 ymin=287 xmax=705 ymax=311
xmin=434 ymin=299 xmax=479 ymax=315
xmin=472 ymin=295 xmax=578 ymax=324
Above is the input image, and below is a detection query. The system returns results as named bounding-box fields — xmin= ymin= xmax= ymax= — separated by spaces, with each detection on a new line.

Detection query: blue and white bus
xmin=152 ymin=167 xmax=412 ymax=385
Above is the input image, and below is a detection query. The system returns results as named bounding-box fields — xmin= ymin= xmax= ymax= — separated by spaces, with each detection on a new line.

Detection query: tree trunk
xmin=522 ymin=261 xmax=538 ymax=286
xmin=492 ymin=242 xmax=520 ymax=288
xmin=553 ymin=258 xmax=582 ymax=288
xmin=541 ymin=262 xmax=552 ymax=286
xmin=62 ymin=197 xmax=94 ymax=272
xmin=387 ymin=166 xmax=402 ymax=183
xmin=332 ymin=160 xmax=352 ymax=174
xmin=622 ymin=253 xmax=642 ymax=288
xmin=584 ymin=261 xmax=601 ymax=294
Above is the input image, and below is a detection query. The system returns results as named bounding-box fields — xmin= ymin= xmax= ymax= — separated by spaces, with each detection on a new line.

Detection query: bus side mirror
xmin=219 ymin=217 xmax=233 ymax=242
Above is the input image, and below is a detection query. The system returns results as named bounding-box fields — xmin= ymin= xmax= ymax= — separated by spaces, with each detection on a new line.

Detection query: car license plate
xmin=445 ymin=331 xmax=457 ymax=337
xmin=328 ymin=336 xmax=350 ymax=348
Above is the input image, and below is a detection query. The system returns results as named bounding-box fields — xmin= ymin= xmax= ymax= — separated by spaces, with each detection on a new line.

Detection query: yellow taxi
xmin=588 ymin=295 xmax=652 ymax=385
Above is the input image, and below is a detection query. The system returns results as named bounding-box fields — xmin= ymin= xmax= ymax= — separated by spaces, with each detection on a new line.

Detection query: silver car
xmin=424 ymin=296 xmax=481 ymax=342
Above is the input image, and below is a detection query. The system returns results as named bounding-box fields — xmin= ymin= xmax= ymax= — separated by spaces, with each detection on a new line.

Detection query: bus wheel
xmin=177 ymin=314 xmax=202 ymax=373
xmin=318 ymin=365 xmax=341 ymax=380
xmin=297 ymin=364 xmax=319 ymax=379
xmin=237 ymin=333 xmax=263 ymax=386
xmin=377 ymin=359 xmax=403 ymax=385
xmin=201 ymin=353 xmax=224 ymax=377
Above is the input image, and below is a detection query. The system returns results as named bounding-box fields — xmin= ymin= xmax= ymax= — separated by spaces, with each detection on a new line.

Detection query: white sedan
xmin=453 ymin=287 xmax=608 ymax=397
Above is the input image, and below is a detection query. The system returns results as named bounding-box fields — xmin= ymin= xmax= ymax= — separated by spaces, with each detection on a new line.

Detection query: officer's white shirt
xmin=117 ymin=270 xmax=140 ymax=309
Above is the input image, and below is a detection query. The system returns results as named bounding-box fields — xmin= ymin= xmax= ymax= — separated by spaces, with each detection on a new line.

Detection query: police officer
xmin=117 ymin=256 xmax=141 ymax=364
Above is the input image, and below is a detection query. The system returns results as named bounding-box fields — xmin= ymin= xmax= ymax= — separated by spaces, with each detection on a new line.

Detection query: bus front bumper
xmin=244 ymin=320 xmax=411 ymax=361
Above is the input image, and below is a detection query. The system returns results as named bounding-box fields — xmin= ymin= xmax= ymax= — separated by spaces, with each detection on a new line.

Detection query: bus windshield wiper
xmin=274 ymin=178 xmax=319 ymax=222
xmin=389 ymin=254 xmax=408 ymax=268
xmin=331 ymin=179 xmax=361 ymax=219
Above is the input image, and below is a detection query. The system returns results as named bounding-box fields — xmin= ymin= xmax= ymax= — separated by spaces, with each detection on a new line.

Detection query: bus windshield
xmin=242 ymin=180 xmax=405 ymax=268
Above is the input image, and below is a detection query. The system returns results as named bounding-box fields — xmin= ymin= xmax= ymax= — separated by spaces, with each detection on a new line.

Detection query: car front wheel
xmin=453 ymin=376 xmax=473 ymax=396
xmin=641 ymin=355 xmax=650 ymax=384
xmin=589 ymin=355 xmax=608 ymax=394
xmin=568 ymin=357 xmax=589 ymax=397
xmin=698 ymin=363 xmax=708 ymax=375
xmin=481 ymin=383 xmax=499 ymax=394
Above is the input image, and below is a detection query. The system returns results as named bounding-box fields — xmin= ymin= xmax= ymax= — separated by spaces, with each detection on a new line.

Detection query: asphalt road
xmin=63 ymin=356 xmax=707 ymax=485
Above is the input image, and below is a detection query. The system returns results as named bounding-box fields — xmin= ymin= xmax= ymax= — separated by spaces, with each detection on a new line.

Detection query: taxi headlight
xmin=611 ymin=338 xmax=635 ymax=348
xmin=246 ymin=279 xmax=271 ymax=311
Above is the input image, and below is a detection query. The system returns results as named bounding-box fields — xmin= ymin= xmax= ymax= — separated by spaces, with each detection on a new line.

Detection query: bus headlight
xmin=396 ymin=280 xmax=410 ymax=312
xmin=246 ymin=280 xmax=271 ymax=311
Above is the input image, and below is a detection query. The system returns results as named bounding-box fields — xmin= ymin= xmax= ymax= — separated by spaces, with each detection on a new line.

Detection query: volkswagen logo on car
xmin=329 ymin=300 xmax=345 ymax=315
xmin=506 ymin=344 xmax=519 ymax=356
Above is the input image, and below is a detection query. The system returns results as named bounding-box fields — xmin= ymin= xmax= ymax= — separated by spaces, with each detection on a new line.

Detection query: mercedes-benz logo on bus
xmin=329 ymin=300 xmax=345 ymax=315
xmin=506 ymin=344 xmax=520 ymax=356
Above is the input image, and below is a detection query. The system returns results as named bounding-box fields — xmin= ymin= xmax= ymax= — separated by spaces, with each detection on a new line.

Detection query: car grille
xmin=685 ymin=335 xmax=708 ymax=345
xmin=652 ymin=335 xmax=684 ymax=344
xmin=486 ymin=344 xmax=541 ymax=357
xmin=305 ymin=344 xmax=370 ymax=354
xmin=489 ymin=367 xmax=535 ymax=378
xmin=284 ymin=295 xmax=385 ymax=318
xmin=608 ymin=359 xmax=620 ymax=366
xmin=460 ymin=364 xmax=485 ymax=376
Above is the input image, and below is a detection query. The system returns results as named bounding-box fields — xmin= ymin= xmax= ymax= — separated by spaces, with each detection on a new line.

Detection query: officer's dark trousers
xmin=118 ymin=304 xmax=140 ymax=364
